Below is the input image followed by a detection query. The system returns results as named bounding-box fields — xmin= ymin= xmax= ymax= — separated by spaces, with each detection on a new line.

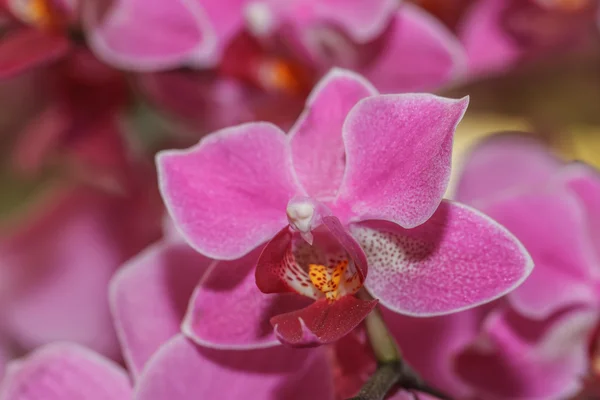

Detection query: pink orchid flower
xmin=385 ymin=133 xmax=600 ymax=400
xmin=157 ymin=69 xmax=533 ymax=347
xmin=458 ymin=0 xmax=599 ymax=77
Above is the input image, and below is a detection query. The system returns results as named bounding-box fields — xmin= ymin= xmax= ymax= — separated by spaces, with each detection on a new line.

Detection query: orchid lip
xmin=280 ymin=227 xmax=364 ymax=301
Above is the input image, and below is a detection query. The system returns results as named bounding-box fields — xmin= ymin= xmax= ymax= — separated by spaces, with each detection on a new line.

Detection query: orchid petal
xmin=458 ymin=0 xmax=520 ymax=76
xmin=134 ymin=334 xmax=334 ymax=400
xmin=289 ymin=68 xmax=377 ymax=199
xmin=0 ymin=343 xmax=132 ymax=400
xmin=481 ymin=188 xmax=599 ymax=319
xmin=272 ymin=296 xmax=377 ymax=346
xmin=157 ymin=122 xmax=304 ymax=260
xmin=560 ymin=162 xmax=600 ymax=274
xmin=352 ymin=200 xmax=533 ymax=316
xmin=109 ymin=242 xmax=212 ymax=378
xmin=455 ymin=308 xmax=597 ymax=399
xmin=335 ymin=94 xmax=468 ymax=228
xmin=183 ymin=246 xmax=309 ymax=349
xmin=383 ymin=308 xmax=485 ymax=398
xmin=360 ymin=5 xmax=467 ymax=93
xmin=182 ymin=0 xmax=248 ymax=66
xmin=0 ymin=189 xmax=129 ymax=359
xmin=84 ymin=0 xmax=210 ymax=71
xmin=455 ymin=133 xmax=562 ymax=206
xmin=0 ymin=28 xmax=69 ymax=79
xmin=304 ymin=0 xmax=397 ymax=42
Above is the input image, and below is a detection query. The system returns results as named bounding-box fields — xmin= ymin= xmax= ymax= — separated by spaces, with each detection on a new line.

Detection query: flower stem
xmin=349 ymin=291 xmax=454 ymax=400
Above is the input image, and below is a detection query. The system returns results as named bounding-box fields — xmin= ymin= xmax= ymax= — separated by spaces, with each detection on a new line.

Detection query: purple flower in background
xmin=386 ymin=134 xmax=600 ymax=399
xmin=157 ymin=69 xmax=532 ymax=347
xmin=458 ymin=0 xmax=599 ymax=77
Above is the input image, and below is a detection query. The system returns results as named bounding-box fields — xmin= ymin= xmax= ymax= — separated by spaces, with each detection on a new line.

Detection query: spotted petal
xmin=352 ymin=200 xmax=533 ymax=316
xmin=183 ymin=246 xmax=309 ymax=349
xmin=134 ymin=334 xmax=334 ymax=400
xmin=110 ymin=242 xmax=212 ymax=377
xmin=0 ymin=343 xmax=132 ymax=400
xmin=272 ymin=296 xmax=377 ymax=346
xmin=335 ymin=94 xmax=468 ymax=228
xmin=289 ymin=68 xmax=377 ymax=199
xmin=157 ymin=122 xmax=304 ymax=260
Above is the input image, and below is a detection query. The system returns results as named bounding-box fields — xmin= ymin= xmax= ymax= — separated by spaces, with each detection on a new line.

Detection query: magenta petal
xmin=135 ymin=334 xmax=334 ymax=400
xmin=84 ymin=0 xmax=209 ymax=70
xmin=481 ymin=188 xmax=599 ymax=319
xmin=290 ymin=69 xmax=377 ymax=199
xmin=383 ymin=308 xmax=485 ymax=398
xmin=0 ymin=28 xmax=70 ymax=78
xmin=455 ymin=308 xmax=597 ymax=399
xmin=360 ymin=5 xmax=467 ymax=93
xmin=336 ymin=94 xmax=468 ymax=228
xmin=0 ymin=343 xmax=132 ymax=400
xmin=0 ymin=189 xmax=125 ymax=358
xmin=183 ymin=246 xmax=309 ymax=349
xmin=458 ymin=0 xmax=520 ymax=76
xmin=353 ymin=200 xmax=533 ymax=316
xmin=304 ymin=0 xmax=397 ymax=42
xmin=271 ymin=297 xmax=378 ymax=346
xmin=110 ymin=242 xmax=212 ymax=377
xmin=455 ymin=133 xmax=562 ymax=206
xmin=561 ymin=163 xmax=600 ymax=271
xmin=157 ymin=122 xmax=304 ymax=259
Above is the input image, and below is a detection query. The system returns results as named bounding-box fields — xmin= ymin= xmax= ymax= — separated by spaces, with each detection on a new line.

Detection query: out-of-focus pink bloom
xmin=157 ymin=69 xmax=532 ymax=347
xmin=0 ymin=226 xmax=334 ymax=400
xmin=0 ymin=342 xmax=133 ymax=400
xmin=89 ymin=0 xmax=465 ymax=93
xmin=101 ymin=1 xmax=467 ymax=134
xmin=0 ymin=176 xmax=163 ymax=360
xmin=458 ymin=0 xmax=599 ymax=77
xmin=83 ymin=0 xmax=207 ymax=70
xmin=386 ymin=134 xmax=600 ymax=400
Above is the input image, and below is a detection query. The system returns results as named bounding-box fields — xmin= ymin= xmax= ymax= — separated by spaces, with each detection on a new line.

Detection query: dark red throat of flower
xmin=219 ymin=33 xmax=315 ymax=97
